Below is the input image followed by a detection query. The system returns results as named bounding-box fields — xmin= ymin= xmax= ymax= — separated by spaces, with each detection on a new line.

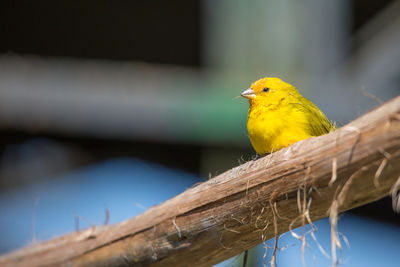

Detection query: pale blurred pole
xmin=202 ymin=0 xmax=308 ymax=82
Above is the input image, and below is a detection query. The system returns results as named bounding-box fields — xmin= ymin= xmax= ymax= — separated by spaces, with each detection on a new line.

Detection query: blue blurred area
xmin=250 ymin=215 xmax=400 ymax=267
xmin=0 ymin=158 xmax=201 ymax=254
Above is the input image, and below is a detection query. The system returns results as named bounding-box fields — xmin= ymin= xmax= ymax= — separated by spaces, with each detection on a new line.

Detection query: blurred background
xmin=0 ymin=1 xmax=399 ymax=266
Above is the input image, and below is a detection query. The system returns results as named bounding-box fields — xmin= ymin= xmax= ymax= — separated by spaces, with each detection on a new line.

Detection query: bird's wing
xmin=291 ymin=98 xmax=335 ymax=136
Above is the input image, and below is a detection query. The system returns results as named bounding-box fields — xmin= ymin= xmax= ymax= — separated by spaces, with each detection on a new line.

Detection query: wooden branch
xmin=2 ymin=96 xmax=400 ymax=267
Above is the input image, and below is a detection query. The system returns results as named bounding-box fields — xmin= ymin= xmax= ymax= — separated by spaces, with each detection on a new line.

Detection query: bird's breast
xmin=247 ymin=107 xmax=281 ymax=154
xmin=246 ymin=104 xmax=311 ymax=155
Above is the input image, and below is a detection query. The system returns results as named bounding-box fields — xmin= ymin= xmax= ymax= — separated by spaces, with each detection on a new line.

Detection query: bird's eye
xmin=263 ymin=87 xmax=270 ymax=92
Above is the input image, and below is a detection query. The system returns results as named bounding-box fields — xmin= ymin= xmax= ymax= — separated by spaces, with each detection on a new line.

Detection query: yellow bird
xmin=241 ymin=77 xmax=335 ymax=155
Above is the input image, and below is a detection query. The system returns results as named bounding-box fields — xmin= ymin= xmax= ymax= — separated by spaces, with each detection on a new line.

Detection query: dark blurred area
xmin=0 ymin=0 xmax=201 ymax=65
xmin=0 ymin=1 xmax=399 ymax=266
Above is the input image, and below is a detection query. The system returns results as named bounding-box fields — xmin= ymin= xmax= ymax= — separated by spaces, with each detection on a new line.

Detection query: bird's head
xmin=241 ymin=77 xmax=299 ymax=106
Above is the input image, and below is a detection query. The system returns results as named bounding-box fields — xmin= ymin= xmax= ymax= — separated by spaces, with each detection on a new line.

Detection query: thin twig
xmin=242 ymin=250 xmax=248 ymax=267
xmin=269 ymin=199 xmax=279 ymax=267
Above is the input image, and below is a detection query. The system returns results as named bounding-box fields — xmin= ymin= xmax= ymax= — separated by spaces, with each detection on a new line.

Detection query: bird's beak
xmin=241 ymin=88 xmax=256 ymax=100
